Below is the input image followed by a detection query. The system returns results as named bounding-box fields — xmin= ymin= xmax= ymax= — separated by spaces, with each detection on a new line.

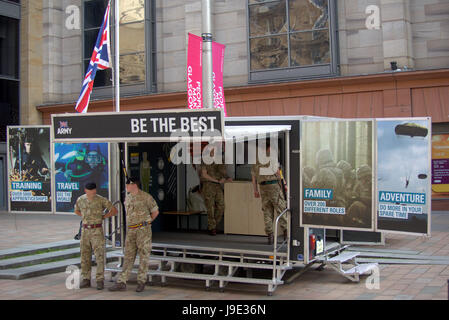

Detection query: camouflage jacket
xmin=75 ymin=194 xmax=113 ymax=224
xmin=200 ymin=163 xmax=227 ymax=182
xmin=125 ymin=190 xmax=159 ymax=225
xmin=251 ymin=159 xmax=280 ymax=184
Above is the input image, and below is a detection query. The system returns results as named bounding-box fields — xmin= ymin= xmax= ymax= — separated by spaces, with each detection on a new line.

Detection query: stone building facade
xmin=13 ymin=0 xmax=449 ymax=207
xmin=18 ymin=0 xmax=449 ymax=118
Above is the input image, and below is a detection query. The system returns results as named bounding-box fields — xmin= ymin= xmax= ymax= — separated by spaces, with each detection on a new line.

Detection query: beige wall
xmin=156 ymin=0 xmax=247 ymax=93
xmin=411 ymin=0 xmax=449 ymax=70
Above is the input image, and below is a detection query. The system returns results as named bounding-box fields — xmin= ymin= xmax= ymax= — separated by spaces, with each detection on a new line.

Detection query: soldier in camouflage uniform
xmin=347 ymin=165 xmax=372 ymax=227
xmin=200 ymin=159 xmax=232 ymax=235
xmin=109 ymin=177 xmax=159 ymax=293
xmin=74 ymin=182 xmax=117 ymax=290
xmin=251 ymin=141 xmax=287 ymax=245
xmin=336 ymin=160 xmax=357 ymax=210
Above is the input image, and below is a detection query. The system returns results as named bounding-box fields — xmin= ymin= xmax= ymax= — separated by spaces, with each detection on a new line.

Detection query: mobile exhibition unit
xmin=7 ymin=108 xmax=431 ymax=295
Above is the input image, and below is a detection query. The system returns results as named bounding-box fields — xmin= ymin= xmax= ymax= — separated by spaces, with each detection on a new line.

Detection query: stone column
xmin=381 ymin=0 xmax=414 ymax=71
xmin=20 ymin=0 xmax=44 ymax=125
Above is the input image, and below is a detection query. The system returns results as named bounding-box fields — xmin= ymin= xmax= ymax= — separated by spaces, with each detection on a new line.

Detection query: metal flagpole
xmin=202 ymin=0 xmax=213 ymax=109
xmin=114 ymin=0 xmax=120 ymax=112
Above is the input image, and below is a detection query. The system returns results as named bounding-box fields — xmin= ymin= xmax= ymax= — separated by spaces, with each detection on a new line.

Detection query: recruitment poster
xmin=431 ymin=133 xmax=449 ymax=199
xmin=54 ymin=143 xmax=109 ymax=213
xmin=7 ymin=126 xmax=52 ymax=212
xmin=301 ymin=120 xmax=374 ymax=231
xmin=377 ymin=119 xmax=431 ymax=235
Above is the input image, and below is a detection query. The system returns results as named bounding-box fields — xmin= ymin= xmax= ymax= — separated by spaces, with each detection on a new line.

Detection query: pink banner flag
xmin=212 ymin=41 xmax=227 ymax=116
xmin=187 ymin=33 xmax=203 ymax=110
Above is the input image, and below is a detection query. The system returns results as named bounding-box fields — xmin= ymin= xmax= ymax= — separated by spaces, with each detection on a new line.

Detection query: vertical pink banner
xmin=187 ymin=33 xmax=203 ymax=110
xmin=212 ymin=41 xmax=227 ymax=116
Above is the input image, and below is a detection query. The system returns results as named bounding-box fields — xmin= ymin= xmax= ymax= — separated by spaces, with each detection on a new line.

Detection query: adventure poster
xmin=54 ymin=143 xmax=109 ymax=213
xmin=7 ymin=126 xmax=52 ymax=212
xmin=301 ymin=120 xmax=374 ymax=231
xmin=377 ymin=119 xmax=431 ymax=235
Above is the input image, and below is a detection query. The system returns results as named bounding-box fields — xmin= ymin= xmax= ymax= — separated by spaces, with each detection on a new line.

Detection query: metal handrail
xmin=103 ymin=200 xmax=122 ymax=248
xmin=272 ymin=207 xmax=290 ymax=281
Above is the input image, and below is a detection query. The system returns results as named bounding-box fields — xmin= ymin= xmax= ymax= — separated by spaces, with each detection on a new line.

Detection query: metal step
xmin=105 ymin=267 xmax=283 ymax=286
xmin=108 ymin=250 xmax=290 ymax=271
xmin=149 ymin=255 xmax=289 ymax=270
xmin=327 ymin=251 xmax=359 ymax=263
xmin=342 ymin=263 xmax=378 ymax=275
xmin=151 ymin=242 xmax=287 ymax=258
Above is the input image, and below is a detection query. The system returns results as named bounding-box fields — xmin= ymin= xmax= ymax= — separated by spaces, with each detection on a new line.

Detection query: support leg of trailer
xmin=315 ymin=263 xmax=326 ymax=271
xmin=284 ymin=262 xmax=315 ymax=284
xmin=267 ymin=284 xmax=274 ymax=296
xmin=219 ymin=279 xmax=225 ymax=293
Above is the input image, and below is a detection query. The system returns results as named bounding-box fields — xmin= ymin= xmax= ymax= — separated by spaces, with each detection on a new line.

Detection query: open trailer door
xmin=300 ymin=118 xmax=375 ymax=264
xmin=300 ymin=117 xmax=432 ymax=262
xmin=375 ymin=118 xmax=432 ymax=236
xmin=300 ymin=118 xmax=376 ymax=232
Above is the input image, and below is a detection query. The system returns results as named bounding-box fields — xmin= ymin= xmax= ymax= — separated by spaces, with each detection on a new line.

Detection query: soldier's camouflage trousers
xmin=259 ymin=183 xmax=288 ymax=235
xmin=80 ymin=228 xmax=105 ymax=281
xmin=202 ymin=182 xmax=224 ymax=230
xmin=117 ymin=225 xmax=152 ymax=284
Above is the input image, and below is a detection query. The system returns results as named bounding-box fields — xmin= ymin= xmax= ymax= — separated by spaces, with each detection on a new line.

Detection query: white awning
xmin=224 ymin=125 xmax=291 ymax=142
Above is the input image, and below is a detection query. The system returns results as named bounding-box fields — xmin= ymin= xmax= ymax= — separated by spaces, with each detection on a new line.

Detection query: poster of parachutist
xmin=377 ymin=119 xmax=431 ymax=235
xmin=7 ymin=126 xmax=52 ymax=212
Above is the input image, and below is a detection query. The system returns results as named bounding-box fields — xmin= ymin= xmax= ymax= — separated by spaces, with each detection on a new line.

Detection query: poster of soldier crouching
xmin=7 ymin=126 xmax=52 ymax=212
xmin=301 ymin=120 xmax=374 ymax=230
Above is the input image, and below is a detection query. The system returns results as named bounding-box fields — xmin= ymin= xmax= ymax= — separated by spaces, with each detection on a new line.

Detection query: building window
xmin=83 ymin=0 xmax=156 ymax=92
xmin=0 ymin=15 xmax=19 ymax=141
xmin=248 ymin=0 xmax=338 ymax=83
xmin=83 ymin=0 xmax=112 ymax=87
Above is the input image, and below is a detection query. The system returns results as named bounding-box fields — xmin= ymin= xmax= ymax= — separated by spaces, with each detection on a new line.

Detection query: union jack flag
xmin=75 ymin=1 xmax=111 ymax=113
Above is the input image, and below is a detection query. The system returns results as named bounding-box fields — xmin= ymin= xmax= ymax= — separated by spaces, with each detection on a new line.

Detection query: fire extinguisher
xmin=309 ymin=234 xmax=316 ymax=260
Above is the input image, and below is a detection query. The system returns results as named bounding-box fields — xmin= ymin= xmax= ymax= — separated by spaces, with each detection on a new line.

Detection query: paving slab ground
xmin=0 ymin=211 xmax=448 ymax=300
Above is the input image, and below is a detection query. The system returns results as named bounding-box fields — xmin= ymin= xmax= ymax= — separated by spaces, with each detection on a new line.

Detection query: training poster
xmin=300 ymin=120 xmax=374 ymax=231
xmin=54 ymin=143 xmax=109 ymax=213
xmin=7 ymin=126 xmax=52 ymax=212
xmin=376 ymin=119 xmax=431 ymax=235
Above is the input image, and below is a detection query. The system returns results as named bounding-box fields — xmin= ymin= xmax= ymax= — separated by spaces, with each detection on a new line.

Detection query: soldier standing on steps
xmin=74 ymin=182 xmax=117 ymax=290
xmin=109 ymin=176 xmax=159 ymax=293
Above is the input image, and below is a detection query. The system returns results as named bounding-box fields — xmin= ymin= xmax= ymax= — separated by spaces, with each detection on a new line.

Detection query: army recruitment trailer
xmin=31 ymin=108 xmax=430 ymax=295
